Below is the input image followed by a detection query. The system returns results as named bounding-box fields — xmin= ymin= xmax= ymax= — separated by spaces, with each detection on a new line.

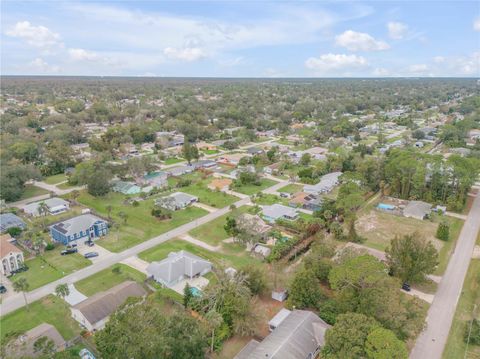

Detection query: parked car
xmin=84 ymin=252 xmax=99 ymax=259
xmin=84 ymin=240 xmax=94 ymax=247
xmin=279 ymin=192 xmax=291 ymax=198
xmin=0 ymin=284 xmax=7 ymax=294
xmin=61 ymin=248 xmax=78 ymax=255
xmin=402 ymin=282 xmax=411 ymax=292
xmin=66 ymin=243 xmax=77 ymax=249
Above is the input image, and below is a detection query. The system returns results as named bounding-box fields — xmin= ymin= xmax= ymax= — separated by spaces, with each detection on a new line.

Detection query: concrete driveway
xmin=77 ymin=242 xmax=114 ymax=264
xmin=0 ymin=276 xmax=15 ymax=300
xmin=120 ymin=256 xmax=150 ymax=275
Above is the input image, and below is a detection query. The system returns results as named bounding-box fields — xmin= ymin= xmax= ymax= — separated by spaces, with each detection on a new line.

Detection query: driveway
xmin=120 ymin=256 xmax=150 ymax=275
xmin=0 ymin=276 xmax=15 ymax=300
xmin=77 ymin=242 xmax=114 ymax=264
xmin=61 ymin=284 xmax=87 ymax=306
xmin=410 ymin=192 xmax=480 ymax=359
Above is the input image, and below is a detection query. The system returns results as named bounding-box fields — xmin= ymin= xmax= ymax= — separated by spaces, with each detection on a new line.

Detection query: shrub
xmin=436 ymin=221 xmax=450 ymax=241
xmin=7 ymin=227 xmax=22 ymax=237
xmin=45 ymin=243 xmax=55 ymax=251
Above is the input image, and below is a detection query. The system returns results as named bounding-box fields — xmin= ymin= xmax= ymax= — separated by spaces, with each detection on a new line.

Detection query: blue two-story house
xmin=50 ymin=214 xmax=108 ymax=245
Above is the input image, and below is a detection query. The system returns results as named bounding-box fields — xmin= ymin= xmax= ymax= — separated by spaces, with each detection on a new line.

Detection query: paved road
xmin=0 ymin=196 xmax=250 ymax=316
xmin=410 ymin=192 xmax=480 ymax=359
xmin=8 ymin=182 xmax=84 ymax=208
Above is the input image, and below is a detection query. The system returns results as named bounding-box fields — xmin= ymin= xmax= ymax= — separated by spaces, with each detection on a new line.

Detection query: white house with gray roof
xmin=234 ymin=310 xmax=330 ymax=359
xmin=304 ymin=171 xmax=342 ymax=195
xmin=154 ymin=192 xmax=198 ymax=211
xmin=262 ymin=204 xmax=298 ymax=223
xmin=403 ymin=200 xmax=432 ymax=220
xmin=147 ymin=250 xmax=212 ymax=287
xmin=22 ymin=197 xmax=70 ymax=217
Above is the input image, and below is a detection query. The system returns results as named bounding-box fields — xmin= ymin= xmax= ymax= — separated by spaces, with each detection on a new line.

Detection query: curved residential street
xmin=410 ymin=192 xmax=480 ymax=359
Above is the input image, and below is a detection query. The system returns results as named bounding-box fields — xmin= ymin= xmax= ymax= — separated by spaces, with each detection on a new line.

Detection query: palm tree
xmin=106 ymin=205 xmax=113 ymax=220
xmin=13 ymin=278 xmax=30 ymax=311
xmin=38 ymin=201 xmax=49 ymax=230
xmin=204 ymin=309 xmax=223 ymax=352
xmin=70 ymin=190 xmax=80 ymax=204
xmin=33 ymin=236 xmax=44 ymax=255
xmin=55 ymin=283 xmax=70 ymax=300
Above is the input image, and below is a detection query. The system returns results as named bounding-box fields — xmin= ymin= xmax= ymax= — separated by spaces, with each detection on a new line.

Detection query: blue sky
xmin=2 ymin=1 xmax=479 ymax=77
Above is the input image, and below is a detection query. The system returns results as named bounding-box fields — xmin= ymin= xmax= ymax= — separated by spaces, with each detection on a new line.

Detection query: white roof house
xmin=403 ymin=200 xmax=432 ymax=220
xmin=22 ymin=198 xmax=70 ymax=217
xmin=262 ymin=204 xmax=298 ymax=223
xmin=147 ymin=250 xmax=212 ymax=287
xmin=154 ymin=192 xmax=198 ymax=211
xmin=304 ymin=172 xmax=342 ymax=194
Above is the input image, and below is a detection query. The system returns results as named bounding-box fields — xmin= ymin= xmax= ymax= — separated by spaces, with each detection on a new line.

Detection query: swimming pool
xmin=190 ymin=287 xmax=202 ymax=297
xmin=377 ymin=203 xmax=395 ymax=210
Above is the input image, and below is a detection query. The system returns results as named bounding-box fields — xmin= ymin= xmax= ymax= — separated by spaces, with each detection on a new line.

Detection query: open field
xmin=0 ymin=295 xmax=81 ymax=343
xmin=180 ymin=182 xmax=237 ymax=208
xmin=443 ymin=259 xmax=480 ymax=359
xmin=139 ymin=238 xmax=262 ymax=269
xmin=76 ymin=191 xmax=208 ymax=252
xmin=277 ymin=183 xmax=303 ymax=194
xmin=43 ymin=173 xmax=67 ymax=185
xmin=188 ymin=206 xmax=251 ymax=245
xmin=232 ymin=178 xmax=277 ymax=195
xmin=16 ymin=185 xmax=49 ymax=201
xmin=10 ymin=247 xmax=91 ymax=290
xmin=75 ymin=263 xmax=146 ymax=296
xmin=163 ymin=157 xmax=184 ymax=165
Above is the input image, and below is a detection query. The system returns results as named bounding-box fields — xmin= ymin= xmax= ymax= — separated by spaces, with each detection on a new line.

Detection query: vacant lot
xmin=16 ymin=185 xmax=49 ymax=202
xmin=189 ymin=206 xmax=251 ymax=245
xmin=356 ymin=209 xmax=463 ymax=275
xmin=0 ymin=295 xmax=81 ymax=344
xmin=75 ymin=264 xmax=146 ymax=296
xmin=77 ymin=191 xmax=208 ymax=252
xmin=232 ymin=178 xmax=277 ymax=195
xmin=43 ymin=173 xmax=67 ymax=185
xmin=139 ymin=238 xmax=261 ymax=269
xmin=10 ymin=247 xmax=91 ymax=289
xmin=163 ymin=157 xmax=184 ymax=165
xmin=277 ymin=183 xmax=303 ymax=194
xmin=443 ymin=259 xmax=480 ymax=359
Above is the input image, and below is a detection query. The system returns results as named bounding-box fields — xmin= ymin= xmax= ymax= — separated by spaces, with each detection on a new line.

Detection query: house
xmin=0 ymin=233 xmax=24 ymax=275
xmin=195 ymin=141 xmax=218 ymax=151
xmin=112 ymin=181 xmax=142 ymax=195
xmin=403 ymin=200 xmax=432 ymax=220
xmin=142 ymin=171 xmax=168 ymax=188
xmin=154 ymin=192 xmax=198 ymax=211
xmin=263 ymin=162 xmax=281 ymax=175
xmin=71 ymin=281 xmax=146 ymax=332
xmin=236 ymin=213 xmax=272 ymax=239
xmin=4 ymin=323 xmax=66 ymax=358
xmin=234 ymin=310 xmax=330 ymax=359
xmin=289 ymin=192 xmax=323 ymax=211
xmin=271 ymin=289 xmax=288 ymax=302
xmin=191 ymin=159 xmax=218 ymax=170
xmin=468 ymin=129 xmax=480 ymax=141
xmin=247 ymin=147 xmax=263 ymax=155
xmin=50 ymin=214 xmax=108 ymax=245
xmin=208 ymin=178 xmax=232 ymax=191
xmin=168 ymin=134 xmax=185 ymax=147
xmin=147 ymin=250 xmax=212 ymax=287
xmin=304 ymin=172 xmax=342 ymax=195
xmin=268 ymin=308 xmax=291 ymax=331
xmin=262 ymin=204 xmax=298 ymax=223
xmin=0 ymin=213 xmax=27 ymax=233
xmin=165 ymin=165 xmax=194 ymax=177
xmin=217 ymin=153 xmax=249 ymax=166
xmin=22 ymin=197 xmax=70 ymax=217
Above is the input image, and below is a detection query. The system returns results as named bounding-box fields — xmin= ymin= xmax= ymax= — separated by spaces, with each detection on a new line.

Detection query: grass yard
xmin=443 ymin=259 xmax=480 ymax=359
xmin=189 ymin=206 xmax=250 ymax=245
xmin=277 ymin=183 xmax=303 ymax=194
xmin=254 ymin=193 xmax=288 ymax=206
xmin=435 ymin=217 xmax=464 ymax=275
xmin=77 ymin=191 xmax=208 ymax=252
xmin=16 ymin=185 xmax=49 ymax=201
xmin=57 ymin=182 xmax=76 ymax=190
xmin=232 ymin=178 xmax=277 ymax=195
xmin=139 ymin=238 xmax=262 ymax=269
xmin=163 ymin=157 xmax=184 ymax=165
xmin=75 ymin=263 xmax=146 ymax=296
xmin=43 ymin=173 xmax=67 ymax=185
xmin=0 ymin=295 xmax=81 ymax=344
xmin=10 ymin=247 xmax=91 ymax=290
xmin=180 ymin=182 xmax=237 ymax=208
xmin=203 ymin=149 xmax=220 ymax=155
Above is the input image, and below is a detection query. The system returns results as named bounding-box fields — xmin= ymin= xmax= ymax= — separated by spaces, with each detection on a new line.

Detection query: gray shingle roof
xmin=304 ymin=172 xmax=342 ymax=194
xmin=262 ymin=204 xmax=298 ymax=220
xmin=0 ymin=213 xmax=26 ymax=232
xmin=23 ymin=197 xmax=69 ymax=216
xmin=234 ymin=310 xmax=330 ymax=359
xmin=403 ymin=200 xmax=432 ymax=220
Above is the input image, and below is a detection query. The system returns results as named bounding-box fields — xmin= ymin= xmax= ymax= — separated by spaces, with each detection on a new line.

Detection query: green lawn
xmin=232 ymin=178 xmax=277 ymax=195
xmin=254 ymin=194 xmax=288 ymax=206
xmin=77 ymin=191 xmax=208 ymax=252
xmin=75 ymin=264 xmax=146 ymax=296
xmin=443 ymin=259 xmax=480 ymax=359
xmin=57 ymin=182 xmax=76 ymax=190
xmin=0 ymin=295 xmax=81 ymax=344
xmin=163 ymin=157 xmax=184 ymax=165
xmin=180 ymin=181 xmax=237 ymax=208
xmin=189 ymin=206 xmax=250 ymax=245
xmin=44 ymin=173 xmax=67 ymax=185
xmin=435 ymin=217 xmax=464 ymax=275
xmin=277 ymin=183 xmax=303 ymax=194
xmin=10 ymin=248 xmax=91 ymax=290
xmin=139 ymin=238 xmax=261 ymax=269
xmin=17 ymin=185 xmax=49 ymax=201
xmin=203 ymin=149 xmax=220 ymax=155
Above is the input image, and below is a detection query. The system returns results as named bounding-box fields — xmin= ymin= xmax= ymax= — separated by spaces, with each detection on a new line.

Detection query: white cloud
xmin=305 ymin=53 xmax=368 ymax=74
xmin=335 ymin=30 xmax=389 ymax=51
xmin=28 ymin=58 xmax=60 ymax=73
xmin=372 ymin=68 xmax=389 ymax=76
xmin=163 ymin=47 xmax=207 ymax=62
xmin=474 ymin=18 xmax=480 ymax=31
xmin=387 ymin=21 xmax=408 ymax=39
xmin=456 ymin=52 xmax=480 ymax=75
xmin=433 ymin=56 xmax=445 ymax=63
xmin=408 ymin=64 xmax=429 ymax=73
xmin=69 ymin=48 xmax=99 ymax=61
xmin=6 ymin=21 xmax=61 ymax=49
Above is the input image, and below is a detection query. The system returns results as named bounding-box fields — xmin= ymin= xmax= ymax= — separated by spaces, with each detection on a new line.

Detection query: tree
xmin=55 ymin=283 xmax=70 ymax=300
xmin=299 ymin=153 xmax=311 ymax=166
xmin=386 ymin=233 xmax=438 ymax=283
xmin=118 ymin=211 xmax=128 ymax=224
xmin=204 ymin=309 xmax=224 ymax=352
xmin=336 ymin=182 xmax=364 ymax=242
xmin=365 ymin=327 xmax=408 ymax=359
xmin=33 ymin=336 xmax=56 ymax=356
xmin=240 ymin=266 xmax=267 ymax=295
xmin=87 ymin=167 xmax=112 ymax=196
xmin=183 ymin=283 xmax=193 ymax=308
xmin=182 ymin=140 xmax=199 ymax=165
xmin=287 ymin=268 xmax=325 ymax=309
xmin=436 ymin=221 xmax=450 ymax=241
xmin=323 ymin=313 xmax=380 ymax=359
xmin=224 ymin=216 xmax=239 ymax=238
xmin=13 ymin=278 xmax=30 ymax=310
